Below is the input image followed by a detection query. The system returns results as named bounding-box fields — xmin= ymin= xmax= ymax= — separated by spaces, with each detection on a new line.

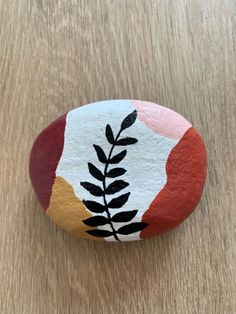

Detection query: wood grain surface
xmin=0 ymin=1 xmax=235 ymax=313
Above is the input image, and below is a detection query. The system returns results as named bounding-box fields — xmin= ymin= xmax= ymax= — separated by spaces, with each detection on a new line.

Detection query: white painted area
xmin=56 ymin=100 xmax=179 ymax=241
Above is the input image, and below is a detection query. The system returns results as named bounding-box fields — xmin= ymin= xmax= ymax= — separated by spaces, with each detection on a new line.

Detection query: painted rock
xmin=30 ymin=100 xmax=207 ymax=242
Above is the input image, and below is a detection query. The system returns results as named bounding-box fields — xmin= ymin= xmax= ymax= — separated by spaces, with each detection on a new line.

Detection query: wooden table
xmin=0 ymin=1 xmax=235 ymax=313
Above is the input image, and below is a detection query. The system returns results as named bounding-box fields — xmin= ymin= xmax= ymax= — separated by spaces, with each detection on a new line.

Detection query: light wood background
xmin=0 ymin=1 xmax=236 ymax=313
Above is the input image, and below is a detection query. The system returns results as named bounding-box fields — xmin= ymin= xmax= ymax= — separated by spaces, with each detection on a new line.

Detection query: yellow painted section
xmin=46 ymin=176 xmax=103 ymax=241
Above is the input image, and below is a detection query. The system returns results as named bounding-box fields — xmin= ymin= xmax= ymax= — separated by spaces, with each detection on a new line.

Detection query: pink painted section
xmin=131 ymin=100 xmax=192 ymax=140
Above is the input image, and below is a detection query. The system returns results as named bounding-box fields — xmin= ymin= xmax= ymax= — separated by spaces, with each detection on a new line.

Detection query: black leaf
xmin=93 ymin=145 xmax=107 ymax=163
xmin=116 ymin=137 xmax=138 ymax=146
xmin=86 ymin=229 xmax=113 ymax=238
xmin=108 ymin=192 xmax=130 ymax=208
xmin=80 ymin=182 xmax=103 ymax=196
xmin=111 ymin=210 xmax=138 ymax=222
xmin=106 ymin=180 xmax=129 ymax=195
xmin=83 ymin=216 xmax=108 ymax=227
xmin=117 ymin=222 xmax=148 ymax=235
xmin=106 ymin=167 xmax=127 ymax=178
xmin=88 ymin=163 xmax=104 ymax=181
xmin=105 ymin=124 xmax=114 ymax=144
xmin=121 ymin=110 xmax=137 ymax=130
xmin=83 ymin=200 xmax=105 ymax=213
xmin=109 ymin=150 xmax=127 ymax=164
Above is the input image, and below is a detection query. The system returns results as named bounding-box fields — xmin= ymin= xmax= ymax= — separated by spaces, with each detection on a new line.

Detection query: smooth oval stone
xmin=30 ymin=100 xmax=207 ymax=242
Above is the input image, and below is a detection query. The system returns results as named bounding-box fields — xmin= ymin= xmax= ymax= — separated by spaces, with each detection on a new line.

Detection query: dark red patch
xmin=29 ymin=114 xmax=67 ymax=210
xmin=141 ymin=127 xmax=207 ymax=238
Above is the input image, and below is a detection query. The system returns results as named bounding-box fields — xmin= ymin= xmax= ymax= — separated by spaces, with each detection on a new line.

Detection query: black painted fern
xmin=80 ymin=110 xmax=148 ymax=241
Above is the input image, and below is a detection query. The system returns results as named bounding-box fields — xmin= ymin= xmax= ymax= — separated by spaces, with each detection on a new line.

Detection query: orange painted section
xmin=141 ymin=128 xmax=207 ymax=238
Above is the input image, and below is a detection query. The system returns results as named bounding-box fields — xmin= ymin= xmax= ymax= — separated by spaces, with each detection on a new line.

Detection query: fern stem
xmin=102 ymin=129 xmax=122 ymax=241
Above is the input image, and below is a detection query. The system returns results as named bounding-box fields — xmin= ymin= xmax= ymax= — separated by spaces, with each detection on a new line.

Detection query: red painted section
xmin=141 ymin=127 xmax=207 ymax=238
xmin=29 ymin=114 xmax=67 ymax=210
